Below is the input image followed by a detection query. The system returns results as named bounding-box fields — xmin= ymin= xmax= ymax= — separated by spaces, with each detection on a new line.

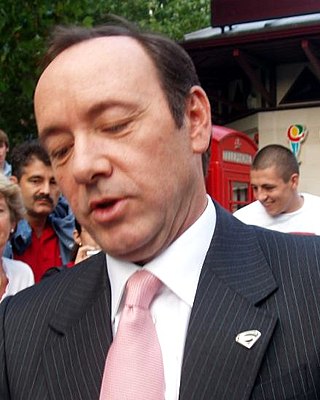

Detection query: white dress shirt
xmin=107 ymin=196 xmax=216 ymax=400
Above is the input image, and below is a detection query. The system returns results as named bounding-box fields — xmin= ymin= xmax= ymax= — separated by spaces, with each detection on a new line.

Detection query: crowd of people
xmin=1 ymin=17 xmax=320 ymax=400
xmin=2 ymin=115 xmax=319 ymax=298
xmin=0 ymin=132 xmax=101 ymax=295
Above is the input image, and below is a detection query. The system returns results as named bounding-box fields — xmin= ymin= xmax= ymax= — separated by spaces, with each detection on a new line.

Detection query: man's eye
xmin=103 ymin=122 xmax=129 ymax=134
xmin=51 ymin=147 xmax=70 ymax=160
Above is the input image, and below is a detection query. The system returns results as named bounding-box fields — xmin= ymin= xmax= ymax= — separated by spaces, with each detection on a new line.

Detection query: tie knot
xmin=125 ymin=270 xmax=162 ymax=309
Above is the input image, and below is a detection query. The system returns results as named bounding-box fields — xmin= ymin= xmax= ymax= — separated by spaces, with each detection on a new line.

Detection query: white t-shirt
xmin=1 ymin=257 xmax=35 ymax=302
xmin=233 ymin=193 xmax=320 ymax=235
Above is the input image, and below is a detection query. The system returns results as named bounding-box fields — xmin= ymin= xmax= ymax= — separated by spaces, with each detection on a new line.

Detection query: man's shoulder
xmin=243 ymin=225 xmax=320 ymax=289
xmin=234 ymin=200 xmax=261 ymax=212
xmin=1 ymin=252 xmax=107 ymax=319
xmin=233 ymin=201 xmax=267 ymax=223
xmin=251 ymin=222 xmax=320 ymax=254
xmin=302 ymin=192 xmax=320 ymax=206
xmin=3 ymin=264 xmax=77 ymax=309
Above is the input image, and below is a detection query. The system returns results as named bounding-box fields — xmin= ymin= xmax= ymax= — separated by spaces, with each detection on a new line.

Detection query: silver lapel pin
xmin=235 ymin=330 xmax=261 ymax=349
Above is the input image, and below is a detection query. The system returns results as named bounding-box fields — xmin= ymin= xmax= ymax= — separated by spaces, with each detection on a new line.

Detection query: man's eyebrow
xmin=85 ymin=100 xmax=136 ymax=119
xmin=39 ymin=100 xmax=136 ymax=140
xmin=27 ymin=174 xmax=43 ymax=180
xmin=86 ymin=101 xmax=116 ymax=119
xmin=39 ymin=126 xmax=64 ymax=142
xmin=261 ymin=184 xmax=275 ymax=188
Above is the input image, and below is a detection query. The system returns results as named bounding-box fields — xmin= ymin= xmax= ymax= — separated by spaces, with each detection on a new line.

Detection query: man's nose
xmin=40 ymin=180 xmax=51 ymax=194
xmin=72 ymin=137 xmax=112 ymax=184
xmin=255 ymin=188 xmax=267 ymax=202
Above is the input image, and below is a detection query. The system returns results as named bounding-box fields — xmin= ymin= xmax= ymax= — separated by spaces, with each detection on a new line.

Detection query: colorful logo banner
xmin=287 ymin=124 xmax=307 ymax=157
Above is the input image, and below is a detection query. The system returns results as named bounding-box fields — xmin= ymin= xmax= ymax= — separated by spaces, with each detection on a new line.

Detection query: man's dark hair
xmin=252 ymin=144 xmax=299 ymax=182
xmin=11 ymin=139 xmax=51 ymax=181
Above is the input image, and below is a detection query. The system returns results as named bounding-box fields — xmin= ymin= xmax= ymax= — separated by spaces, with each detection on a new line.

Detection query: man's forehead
xmin=41 ymin=36 xmax=147 ymax=75
xmin=251 ymin=165 xmax=279 ymax=176
xmin=22 ymin=158 xmax=52 ymax=172
xmin=34 ymin=34 xmax=160 ymax=134
xmin=34 ymin=35 xmax=154 ymax=108
xmin=251 ymin=166 xmax=278 ymax=179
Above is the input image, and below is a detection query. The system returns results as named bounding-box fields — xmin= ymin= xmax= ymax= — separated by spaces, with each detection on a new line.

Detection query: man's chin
xmin=263 ymin=205 xmax=278 ymax=217
xmin=266 ymin=209 xmax=280 ymax=217
xmin=30 ymin=207 xmax=54 ymax=217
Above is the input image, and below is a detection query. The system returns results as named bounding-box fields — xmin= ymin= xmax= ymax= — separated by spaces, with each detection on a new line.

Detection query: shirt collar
xmin=107 ymin=196 xmax=216 ymax=319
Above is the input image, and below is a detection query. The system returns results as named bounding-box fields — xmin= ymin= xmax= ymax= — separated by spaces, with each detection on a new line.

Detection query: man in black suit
xmin=1 ymin=18 xmax=320 ymax=400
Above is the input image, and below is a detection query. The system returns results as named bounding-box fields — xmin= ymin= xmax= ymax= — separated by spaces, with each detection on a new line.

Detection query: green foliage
xmin=0 ymin=0 xmax=210 ymax=148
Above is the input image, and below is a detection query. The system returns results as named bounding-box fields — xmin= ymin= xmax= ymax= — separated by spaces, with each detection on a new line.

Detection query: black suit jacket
xmin=1 ymin=201 xmax=320 ymax=399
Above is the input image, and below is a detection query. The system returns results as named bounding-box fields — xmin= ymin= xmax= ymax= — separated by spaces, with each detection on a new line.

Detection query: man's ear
xmin=9 ymin=175 xmax=18 ymax=184
xmin=290 ymin=173 xmax=300 ymax=189
xmin=185 ymin=86 xmax=212 ymax=154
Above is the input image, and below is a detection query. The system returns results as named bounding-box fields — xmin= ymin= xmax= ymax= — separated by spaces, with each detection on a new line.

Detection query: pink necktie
xmin=99 ymin=270 xmax=165 ymax=400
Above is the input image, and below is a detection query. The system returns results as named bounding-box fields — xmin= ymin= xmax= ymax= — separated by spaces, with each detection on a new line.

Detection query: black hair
xmin=11 ymin=139 xmax=51 ymax=181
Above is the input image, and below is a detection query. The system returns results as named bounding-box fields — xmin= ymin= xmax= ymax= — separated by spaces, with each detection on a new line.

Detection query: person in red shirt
xmin=8 ymin=140 xmax=75 ymax=282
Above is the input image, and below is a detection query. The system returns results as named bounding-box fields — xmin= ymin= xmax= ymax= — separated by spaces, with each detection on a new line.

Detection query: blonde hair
xmin=0 ymin=174 xmax=25 ymax=223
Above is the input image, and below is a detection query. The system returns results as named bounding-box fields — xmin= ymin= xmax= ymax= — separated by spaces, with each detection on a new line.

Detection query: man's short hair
xmin=252 ymin=144 xmax=299 ymax=182
xmin=11 ymin=139 xmax=51 ymax=181
xmin=0 ymin=129 xmax=9 ymax=148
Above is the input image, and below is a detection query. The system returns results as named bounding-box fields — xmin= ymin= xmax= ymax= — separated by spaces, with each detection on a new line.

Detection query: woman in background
xmin=72 ymin=218 xmax=101 ymax=264
xmin=42 ymin=218 xmax=101 ymax=279
xmin=0 ymin=174 xmax=34 ymax=301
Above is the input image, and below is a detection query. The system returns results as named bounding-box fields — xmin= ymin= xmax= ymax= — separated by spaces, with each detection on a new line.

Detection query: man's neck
xmin=26 ymin=215 xmax=49 ymax=238
xmin=287 ymin=193 xmax=304 ymax=214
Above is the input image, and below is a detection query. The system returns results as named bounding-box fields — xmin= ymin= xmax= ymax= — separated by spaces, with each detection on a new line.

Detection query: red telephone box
xmin=206 ymin=125 xmax=258 ymax=212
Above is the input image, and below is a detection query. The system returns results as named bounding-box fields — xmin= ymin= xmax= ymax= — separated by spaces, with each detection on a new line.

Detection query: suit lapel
xmin=43 ymin=253 xmax=113 ymax=400
xmin=180 ymin=203 xmax=278 ymax=400
xmin=41 ymin=203 xmax=278 ymax=400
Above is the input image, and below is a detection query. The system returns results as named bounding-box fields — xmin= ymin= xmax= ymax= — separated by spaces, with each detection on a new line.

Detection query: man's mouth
xmin=89 ymin=197 xmax=125 ymax=223
xmin=91 ymin=198 xmax=118 ymax=210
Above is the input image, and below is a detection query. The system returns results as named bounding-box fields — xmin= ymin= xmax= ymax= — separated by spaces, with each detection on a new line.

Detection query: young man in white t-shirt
xmin=234 ymin=144 xmax=320 ymax=235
